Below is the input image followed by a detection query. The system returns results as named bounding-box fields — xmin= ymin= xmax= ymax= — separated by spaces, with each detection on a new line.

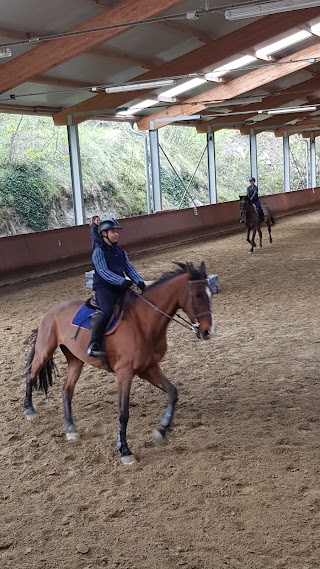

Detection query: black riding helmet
xmin=98 ymin=218 xmax=122 ymax=235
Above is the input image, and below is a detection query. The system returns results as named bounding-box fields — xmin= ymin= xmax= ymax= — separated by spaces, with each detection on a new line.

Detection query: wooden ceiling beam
xmin=0 ymin=0 xmax=183 ymax=95
xmin=137 ymin=38 xmax=320 ymax=131
xmin=52 ymin=8 xmax=320 ymax=125
xmin=196 ymin=77 xmax=320 ymax=132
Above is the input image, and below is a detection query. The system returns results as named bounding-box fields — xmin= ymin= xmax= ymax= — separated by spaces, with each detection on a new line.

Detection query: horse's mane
xmin=147 ymin=261 xmax=207 ymax=291
xmin=124 ymin=262 xmax=207 ymax=312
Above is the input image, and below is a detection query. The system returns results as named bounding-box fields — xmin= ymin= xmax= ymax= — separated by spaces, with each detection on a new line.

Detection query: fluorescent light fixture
xmin=310 ymin=22 xmax=320 ymax=36
xmin=256 ymin=30 xmax=311 ymax=59
xmin=157 ymin=95 xmax=177 ymax=103
xmin=225 ymin=0 xmax=320 ymax=20
xmin=160 ymin=77 xmax=207 ymax=98
xmin=262 ymin=105 xmax=317 ymax=114
xmin=205 ymin=96 xmax=263 ymax=107
xmin=205 ymin=55 xmax=257 ymax=81
xmin=116 ymin=99 xmax=158 ymax=116
xmin=105 ymin=79 xmax=175 ymax=94
xmin=0 ymin=47 xmax=12 ymax=58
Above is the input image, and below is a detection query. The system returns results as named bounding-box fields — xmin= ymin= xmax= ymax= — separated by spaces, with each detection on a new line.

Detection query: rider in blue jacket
xmin=87 ymin=218 xmax=145 ymax=357
xmin=247 ymin=177 xmax=264 ymax=222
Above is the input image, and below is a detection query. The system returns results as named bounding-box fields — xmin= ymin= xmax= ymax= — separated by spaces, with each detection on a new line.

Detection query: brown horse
xmin=24 ymin=262 xmax=214 ymax=465
xmin=239 ymin=195 xmax=276 ymax=253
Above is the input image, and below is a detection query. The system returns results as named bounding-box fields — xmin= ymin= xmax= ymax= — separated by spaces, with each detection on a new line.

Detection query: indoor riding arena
xmin=1 ymin=203 xmax=320 ymax=569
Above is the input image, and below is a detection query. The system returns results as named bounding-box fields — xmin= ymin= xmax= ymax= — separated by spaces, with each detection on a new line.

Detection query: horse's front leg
xmin=60 ymin=347 xmax=84 ymax=441
xmin=140 ymin=364 xmax=178 ymax=447
xmin=250 ymin=228 xmax=256 ymax=253
xmin=115 ymin=369 xmax=135 ymax=465
xmin=246 ymin=227 xmax=251 ymax=244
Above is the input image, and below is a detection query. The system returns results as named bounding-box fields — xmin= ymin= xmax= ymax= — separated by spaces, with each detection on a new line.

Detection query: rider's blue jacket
xmin=92 ymin=240 xmax=143 ymax=290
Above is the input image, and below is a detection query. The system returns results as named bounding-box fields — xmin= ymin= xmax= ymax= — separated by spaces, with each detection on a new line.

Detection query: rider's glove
xmin=121 ymin=279 xmax=133 ymax=290
xmin=137 ymin=280 xmax=146 ymax=292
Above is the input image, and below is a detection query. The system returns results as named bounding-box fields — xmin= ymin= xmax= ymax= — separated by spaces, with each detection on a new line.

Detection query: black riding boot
xmin=87 ymin=311 xmax=109 ymax=357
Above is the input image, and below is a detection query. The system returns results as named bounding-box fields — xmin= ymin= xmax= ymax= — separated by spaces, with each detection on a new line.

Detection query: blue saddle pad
xmin=71 ymin=304 xmax=122 ymax=335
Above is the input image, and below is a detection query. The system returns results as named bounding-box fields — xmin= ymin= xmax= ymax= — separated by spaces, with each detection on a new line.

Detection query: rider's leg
xmin=87 ymin=288 xmax=116 ymax=357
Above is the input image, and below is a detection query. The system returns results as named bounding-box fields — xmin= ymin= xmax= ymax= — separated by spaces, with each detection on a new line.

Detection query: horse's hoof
xmin=25 ymin=409 xmax=37 ymax=421
xmin=66 ymin=431 xmax=79 ymax=442
xmin=121 ymin=454 xmax=136 ymax=466
xmin=153 ymin=429 xmax=166 ymax=447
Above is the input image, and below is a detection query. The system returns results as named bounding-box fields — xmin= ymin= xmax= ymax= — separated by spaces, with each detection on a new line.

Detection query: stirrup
xmin=87 ymin=342 xmax=106 ymax=358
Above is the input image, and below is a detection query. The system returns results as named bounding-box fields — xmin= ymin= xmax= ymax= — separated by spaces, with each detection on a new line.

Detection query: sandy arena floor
xmin=1 ymin=209 xmax=320 ymax=569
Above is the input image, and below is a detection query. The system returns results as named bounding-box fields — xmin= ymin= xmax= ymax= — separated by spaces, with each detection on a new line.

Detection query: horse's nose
xmin=202 ymin=329 xmax=211 ymax=340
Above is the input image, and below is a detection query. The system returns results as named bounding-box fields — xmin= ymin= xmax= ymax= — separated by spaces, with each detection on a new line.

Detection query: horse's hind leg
xmin=115 ymin=368 xmax=135 ymax=465
xmin=24 ymin=327 xmax=58 ymax=420
xmin=140 ymin=364 xmax=178 ymax=447
xmin=60 ymin=346 xmax=83 ymax=441
xmin=267 ymin=222 xmax=273 ymax=243
xmin=258 ymin=226 xmax=263 ymax=248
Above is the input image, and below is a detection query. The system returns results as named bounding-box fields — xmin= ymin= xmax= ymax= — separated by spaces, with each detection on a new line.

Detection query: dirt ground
xmin=1 ymin=209 xmax=320 ymax=569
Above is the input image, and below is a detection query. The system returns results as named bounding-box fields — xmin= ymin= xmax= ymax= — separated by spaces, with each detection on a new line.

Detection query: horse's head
xmin=239 ymin=195 xmax=249 ymax=222
xmin=177 ymin=261 xmax=214 ymax=340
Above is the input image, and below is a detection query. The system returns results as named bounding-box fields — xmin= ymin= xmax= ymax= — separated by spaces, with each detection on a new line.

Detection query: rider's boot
xmin=87 ymin=311 xmax=108 ymax=357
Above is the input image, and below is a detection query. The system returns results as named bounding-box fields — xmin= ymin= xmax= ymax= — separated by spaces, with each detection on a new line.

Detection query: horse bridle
xmin=134 ymin=279 xmax=212 ymax=334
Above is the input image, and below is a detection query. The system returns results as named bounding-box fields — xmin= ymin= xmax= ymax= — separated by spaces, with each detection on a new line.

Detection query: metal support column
xmin=67 ymin=124 xmax=85 ymax=225
xmin=283 ymin=132 xmax=290 ymax=192
xmin=207 ymin=130 xmax=217 ymax=204
xmin=149 ymin=129 xmax=162 ymax=211
xmin=310 ymin=133 xmax=316 ymax=188
xmin=249 ymin=130 xmax=258 ymax=182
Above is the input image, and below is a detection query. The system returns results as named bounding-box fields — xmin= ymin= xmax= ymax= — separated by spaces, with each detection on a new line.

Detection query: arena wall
xmin=1 ymin=187 xmax=320 ymax=284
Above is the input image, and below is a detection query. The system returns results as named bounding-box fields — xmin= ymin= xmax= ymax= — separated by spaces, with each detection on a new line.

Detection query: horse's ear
xmin=185 ymin=262 xmax=193 ymax=276
xmin=199 ymin=261 xmax=207 ymax=275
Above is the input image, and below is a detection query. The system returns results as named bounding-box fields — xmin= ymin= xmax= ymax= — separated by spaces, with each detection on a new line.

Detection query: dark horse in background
xmin=24 ymin=262 xmax=214 ymax=465
xmin=239 ymin=195 xmax=276 ymax=253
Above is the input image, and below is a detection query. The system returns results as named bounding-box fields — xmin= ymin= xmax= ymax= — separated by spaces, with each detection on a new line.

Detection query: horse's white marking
xmin=66 ymin=431 xmax=79 ymax=442
xmin=209 ymin=312 xmax=215 ymax=336
xmin=26 ymin=412 xmax=37 ymax=421
xmin=206 ymin=286 xmax=212 ymax=300
xmin=153 ymin=429 xmax=166 ymax=447
xmin=121 ymin=455 xmax=137 ymax=466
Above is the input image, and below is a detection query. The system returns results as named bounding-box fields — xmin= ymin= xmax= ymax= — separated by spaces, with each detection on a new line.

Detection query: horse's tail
xmin=271 ymin=216 xmax=277 ymax=226
xmin=25 ymin=329 xmax=56 ymax=395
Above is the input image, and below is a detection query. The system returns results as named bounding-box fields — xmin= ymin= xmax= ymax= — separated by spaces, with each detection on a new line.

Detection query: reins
xmin=134 ymin=279 xmax=211 ymax=334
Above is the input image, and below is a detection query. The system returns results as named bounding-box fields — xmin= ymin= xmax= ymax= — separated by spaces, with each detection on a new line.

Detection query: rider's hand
xmin=121 ymin=279 xmax=133 ymax=290
xmin=137 ymin=280 xmax=146 ymax=292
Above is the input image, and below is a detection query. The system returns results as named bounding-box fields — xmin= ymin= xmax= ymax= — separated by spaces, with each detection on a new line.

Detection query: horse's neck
xmin=132 ymin=275 xmax=185 ymax=334
xmin=245 ymin=203 xmax=257 ymax=223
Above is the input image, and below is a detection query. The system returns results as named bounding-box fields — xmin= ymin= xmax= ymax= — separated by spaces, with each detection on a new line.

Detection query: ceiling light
xmin=116 ymin=99 xmax=158 ymax=116
xmin=205 ymin=55 xmax=257 ymax=81
xmin=225 ymin=0 xmax=320 ymax=21
xmin=204 ymin=97 xmax=263 ymax=107
xmin=261 ymin=106 xmax=317 ymax=114
xmin=105 ymin=79 xmax=176 ymax=94
xmin=0 ymin=47 xmax=12 ymax=58
xmin=160 ymin=78 xmax=207 ymax=98
xmin=157 ymin=95 xmax=177 ymax=103
xmin=255 ymin=30 xmax=311 ymax=60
